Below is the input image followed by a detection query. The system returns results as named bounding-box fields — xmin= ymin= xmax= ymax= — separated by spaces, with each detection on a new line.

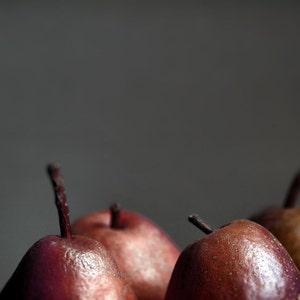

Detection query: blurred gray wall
xmin=1 ymin=1 xmax=300 ymax=288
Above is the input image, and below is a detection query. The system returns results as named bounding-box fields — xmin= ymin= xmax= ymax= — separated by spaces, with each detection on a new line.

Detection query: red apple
xmin=0 ymin=163 xmax=137 ymax=300
xmin=251 ymin=170 xmax=300 ymax=270
xmin=72 ymin=202 xmax=180 ymax=300
xmin=165 ymin=215 xmax=300 ymax=300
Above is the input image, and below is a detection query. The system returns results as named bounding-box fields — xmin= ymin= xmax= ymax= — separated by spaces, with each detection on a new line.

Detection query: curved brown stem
xmin=188 ymin=214 xmax=215 ymax=235
xmin=47 ymin=162 xmax=72 ymax=239
xmin=110 ymin=203 xmax=122 ymax=228
xmin=284 ymin=171 xmax=300 ymax=208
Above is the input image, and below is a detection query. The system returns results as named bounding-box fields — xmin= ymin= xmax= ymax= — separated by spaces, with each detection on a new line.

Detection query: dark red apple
xmin=0 ymin=163 xmax=137 ymax=300
xmin=251 ymin=171 xmax=300 ymax=270
xmin=165 ymin=215 xmax=300 ymax=300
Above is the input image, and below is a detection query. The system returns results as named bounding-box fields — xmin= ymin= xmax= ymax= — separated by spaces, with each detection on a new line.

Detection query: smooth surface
xmin=0 ymin=235 xmax=137 ymax=299
xmin=1 ymin=1 xmax=300 ymax=289
xmin=165 ymin=220 xmax=300 ymax=299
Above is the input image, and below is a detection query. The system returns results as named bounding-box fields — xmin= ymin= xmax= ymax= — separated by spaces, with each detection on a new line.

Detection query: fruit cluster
xmin=1 ymin=163 xmax=300 ymax=300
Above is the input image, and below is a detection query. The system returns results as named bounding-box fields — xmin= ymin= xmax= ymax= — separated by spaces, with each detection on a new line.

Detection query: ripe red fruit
xmin=251 ymin=171 xmax=300 ymax=270
xmin=0 ymin=163 xmax=137 ymax=300
xmin=165 ymin=215 xmax=300 ymax=300
xmin=72 ymin=203 xmax=180 ymax=300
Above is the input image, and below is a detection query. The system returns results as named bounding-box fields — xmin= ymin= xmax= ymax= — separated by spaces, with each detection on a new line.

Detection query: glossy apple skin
xmin=252 ymin=207 xmax=300 ymax=271
xmin=72 ymin=209 xmax=180 ymax=300
xmin=165 ymin=219 xmax=300 ymax=300
xmin=0 ymin=235 xmax=137 ymax=300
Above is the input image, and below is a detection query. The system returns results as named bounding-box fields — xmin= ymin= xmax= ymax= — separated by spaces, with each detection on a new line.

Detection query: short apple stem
xmin=284 ymin=171 xmax=300 ymax=208
xmin=47 ymin=162 xmax=72 ymax=239
xmin=188 ymin=214 xmax=215 ymax=235
xmin=110 ymin=203 xmax=122 ymax=228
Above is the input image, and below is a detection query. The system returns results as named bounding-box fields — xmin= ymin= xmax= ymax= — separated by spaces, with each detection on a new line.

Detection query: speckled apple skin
xmin=165 ymin=219 xmax=300 ymax=300
xmin=72 ymin=209 xmax=180 ymax=300
xmin=252 ymin=207 xmax=300 ymax=272
xmin=0 ymin=235 xmax=137 ymax=300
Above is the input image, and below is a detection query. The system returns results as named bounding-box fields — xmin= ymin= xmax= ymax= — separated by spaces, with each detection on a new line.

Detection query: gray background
xmin=1 ymin=1 xmax=300 ymax=289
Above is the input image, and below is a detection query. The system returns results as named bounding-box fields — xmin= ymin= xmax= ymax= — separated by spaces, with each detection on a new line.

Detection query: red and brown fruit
xmin=165 ymin=215 xmax=300 ymax=300
xmin=0 ymin=163 xmax=137 ymax=300
xmin=72 ymin=202 xmax=180 ymax=300
xmin=251 ymin=171 xmax=300 ymax=270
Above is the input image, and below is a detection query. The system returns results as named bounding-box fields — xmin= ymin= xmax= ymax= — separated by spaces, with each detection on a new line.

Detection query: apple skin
xmin=0 ymin=163 xmax=137 ymax=300
xmin=0 ymin=235 xmax=137 ymax=300
xmin=252 ymin=207 xmax=300 ymax=271
xmin=251 ymin=171 xmax=300 ymax=270
xmin=165 ymin=219 xmax=300 ymax=300
xmin=72 ymin=208 xmax=180 ymax=300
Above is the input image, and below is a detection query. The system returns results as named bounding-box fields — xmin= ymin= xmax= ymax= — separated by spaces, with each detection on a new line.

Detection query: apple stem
xmin=47 ymin=162 xmax=72 ymax=239
xmin=188 ymin=214 xmax=215 ymax=234
xmin=110 ymin=203 xmax=122 ymax=228
xmin=284 ymin=171 xmax=300 ymax=208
